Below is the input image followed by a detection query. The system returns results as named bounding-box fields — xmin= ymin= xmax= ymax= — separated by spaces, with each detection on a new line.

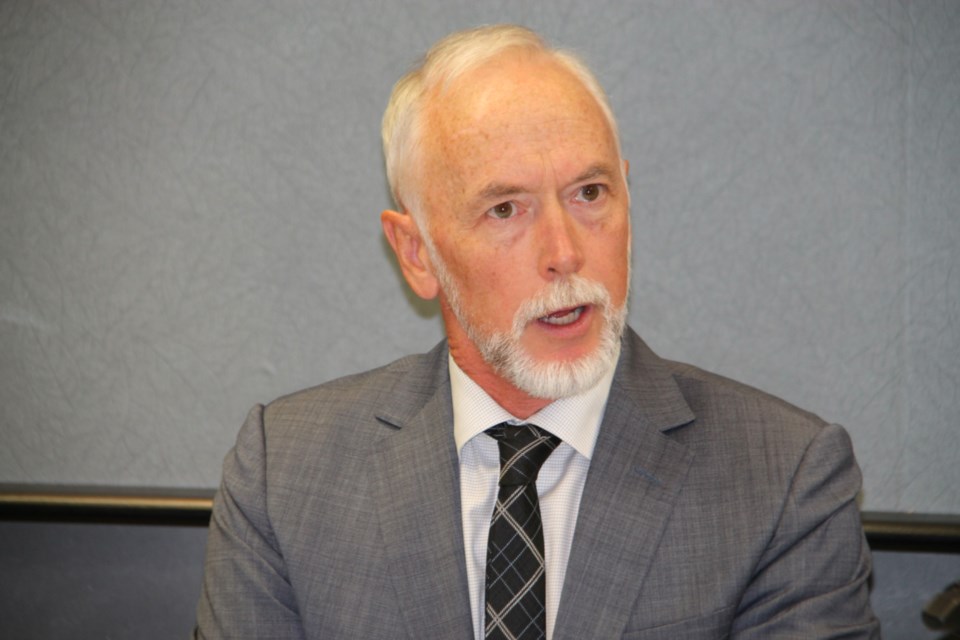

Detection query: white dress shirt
xmin=450 ymin=351 xmax=618 ymax=640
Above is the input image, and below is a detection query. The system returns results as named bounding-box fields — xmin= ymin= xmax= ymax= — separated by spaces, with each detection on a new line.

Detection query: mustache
xmin=511 ymin=275 xmax=611 ymax=332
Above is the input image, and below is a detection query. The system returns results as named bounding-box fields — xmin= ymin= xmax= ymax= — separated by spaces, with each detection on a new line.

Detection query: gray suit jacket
xmin=195 ymin=329 xmax=879 ymax=638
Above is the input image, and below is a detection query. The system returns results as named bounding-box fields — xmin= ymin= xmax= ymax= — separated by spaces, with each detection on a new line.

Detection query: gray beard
xmin=436 ymin=260 xmax=627 ymax=399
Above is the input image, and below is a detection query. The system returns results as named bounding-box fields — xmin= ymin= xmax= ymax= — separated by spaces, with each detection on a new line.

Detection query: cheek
xmin=595 ymin=233 xmax=631 ymax=298
xmin=457 ymin=260 xmax=532 ymax=316
xmin=472 ymin=266 xmax=523 ymax=304
xmin=443 ymin=250 xmax=509 ymax=310
xmin=449 ymin=236 xmax=522 ymax=287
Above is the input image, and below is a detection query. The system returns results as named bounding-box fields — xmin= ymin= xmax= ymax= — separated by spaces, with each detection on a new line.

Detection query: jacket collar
xmin=370 ymin=344 xmax=475 ymax=639
xmin=370 ymin=331 xmax=698 ymax=639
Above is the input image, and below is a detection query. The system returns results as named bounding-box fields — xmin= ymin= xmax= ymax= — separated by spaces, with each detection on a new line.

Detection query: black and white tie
xmin=484 ymin=423 xmax=561 ymax=640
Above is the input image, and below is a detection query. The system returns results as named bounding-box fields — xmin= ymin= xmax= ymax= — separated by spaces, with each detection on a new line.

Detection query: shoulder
xmin=660 ymin=357 xmax=845 ymax=476
xmin=666 ymin=359 xmax=827 ymax=433
xmin=219 ymin=342 xmax=450 ymax=529
xmin=618 ymin=329 xmax=852 ymax=490
xmin=257 ymin=342 xmax=449 ymax=451
xmin=653 ymin=359 xmax=862 ymax=529
xmin=619 ymin=329 xmax=830 ymax=444
xmin=672 ymin=358 xmax=859 ymax=484
xmin=267 ymin=344 xmax=445 ymax=421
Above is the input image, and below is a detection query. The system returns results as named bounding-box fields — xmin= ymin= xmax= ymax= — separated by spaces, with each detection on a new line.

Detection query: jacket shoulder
xmin=259 ymin=343 xmax=448 ymax=451
xmin=664 ymin=359 xmax=829 ymax=438
xmin=654 ymin=358 xmax=858 ymax=516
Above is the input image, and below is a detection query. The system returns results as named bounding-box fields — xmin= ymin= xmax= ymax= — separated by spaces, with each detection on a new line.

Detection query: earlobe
xmin=381 ymin=209 xmax=440 ymax=300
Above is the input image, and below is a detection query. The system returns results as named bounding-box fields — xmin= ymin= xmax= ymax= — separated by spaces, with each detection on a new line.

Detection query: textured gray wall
xmin=1 ymin=1 xmax=958 ymax=514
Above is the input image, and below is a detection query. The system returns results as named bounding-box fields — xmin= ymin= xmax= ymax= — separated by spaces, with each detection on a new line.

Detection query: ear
xmin=381 ymin=209 xmax=440 ymax=300
xmin=621 ymin=159 xmax=631 ymax=207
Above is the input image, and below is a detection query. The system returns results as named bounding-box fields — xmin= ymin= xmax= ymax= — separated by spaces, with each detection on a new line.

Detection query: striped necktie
xmin=484 ymin=423 xmax=561 ymax=640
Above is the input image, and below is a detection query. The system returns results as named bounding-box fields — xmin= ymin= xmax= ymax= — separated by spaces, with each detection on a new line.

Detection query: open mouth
xmin=538 ymin=305 xmax=587 ymax=326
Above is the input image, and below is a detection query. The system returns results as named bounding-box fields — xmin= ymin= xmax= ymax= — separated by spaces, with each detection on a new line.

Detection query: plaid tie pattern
xmin=484 ymin=423 xmax=561 ymax=640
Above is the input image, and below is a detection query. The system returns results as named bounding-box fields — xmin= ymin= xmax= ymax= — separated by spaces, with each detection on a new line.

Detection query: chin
xmin=504 ymin=345 xmax=617 ymax=399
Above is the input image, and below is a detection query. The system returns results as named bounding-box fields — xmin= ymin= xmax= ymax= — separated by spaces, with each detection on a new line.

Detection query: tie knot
xmin=486 ymin=423 xmax=561 ymax=487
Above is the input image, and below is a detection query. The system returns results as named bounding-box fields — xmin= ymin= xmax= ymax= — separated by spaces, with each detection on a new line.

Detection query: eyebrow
xmin=473 ymin=162 xmax=618 ymax=205
xmin=571 ymin=163 xmax=617 ymax=186
xmin=476 ymin=182 xmax=527 ymax=203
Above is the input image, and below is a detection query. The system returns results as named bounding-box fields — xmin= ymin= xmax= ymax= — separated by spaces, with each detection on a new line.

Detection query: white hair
xmin=381 ymin=24 xmax=621 ymax=227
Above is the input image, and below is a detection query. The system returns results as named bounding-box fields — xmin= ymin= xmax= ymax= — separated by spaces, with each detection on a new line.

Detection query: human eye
xmin=487 ymin=201 xmax=519 ymax=219
xmin=575 ymin=184 xmax=606 ymax=203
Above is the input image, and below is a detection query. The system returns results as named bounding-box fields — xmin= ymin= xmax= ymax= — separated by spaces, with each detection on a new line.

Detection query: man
xmin=195 ymin=25 xmax=879 ymax=639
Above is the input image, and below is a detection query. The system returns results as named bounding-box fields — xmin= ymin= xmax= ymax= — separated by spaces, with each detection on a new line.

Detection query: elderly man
xmin=195 ymin=25 xmax=879 ymax=639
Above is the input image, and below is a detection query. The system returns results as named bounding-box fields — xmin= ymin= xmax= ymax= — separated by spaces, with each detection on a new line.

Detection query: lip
xmin=535 ymin=304 xmax=592 ymax=336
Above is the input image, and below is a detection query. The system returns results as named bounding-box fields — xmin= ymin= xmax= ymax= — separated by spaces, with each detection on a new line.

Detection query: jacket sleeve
xmin=731 ymin=423 xmax=880 ymax=639
xmin=193 ymin=404 xmax=307 ymax=640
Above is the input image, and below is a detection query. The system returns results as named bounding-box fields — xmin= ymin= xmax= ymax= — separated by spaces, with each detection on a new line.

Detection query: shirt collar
xmin=449 ymin=346 xmax=619 ymax=461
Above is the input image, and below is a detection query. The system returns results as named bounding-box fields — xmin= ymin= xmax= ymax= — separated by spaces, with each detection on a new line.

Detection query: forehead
xmin=419 ymin=53 xmax=618 ymax=188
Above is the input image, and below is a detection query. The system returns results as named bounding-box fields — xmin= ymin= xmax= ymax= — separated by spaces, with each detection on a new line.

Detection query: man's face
xmin=416 ymin=53 xmax=631 ymax=399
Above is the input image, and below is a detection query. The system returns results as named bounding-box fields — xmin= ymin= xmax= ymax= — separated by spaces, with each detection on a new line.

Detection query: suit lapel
xmin=553 ymin=332 xmax=696 ymax=639
xmin=369 ymin=353 xmax=474 ymax=639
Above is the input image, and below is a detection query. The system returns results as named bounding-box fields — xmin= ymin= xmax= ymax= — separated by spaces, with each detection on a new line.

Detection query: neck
xmin=449 ymin=342 xmax=552 ymax=420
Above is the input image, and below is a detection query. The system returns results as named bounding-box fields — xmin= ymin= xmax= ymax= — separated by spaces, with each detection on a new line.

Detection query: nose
xmin=537 ymin=199 xmax=584 ymax=280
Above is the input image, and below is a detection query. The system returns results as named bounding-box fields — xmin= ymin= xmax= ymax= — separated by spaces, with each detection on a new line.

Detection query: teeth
xmin=540 ymin=306 xmax=583 ymax=326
